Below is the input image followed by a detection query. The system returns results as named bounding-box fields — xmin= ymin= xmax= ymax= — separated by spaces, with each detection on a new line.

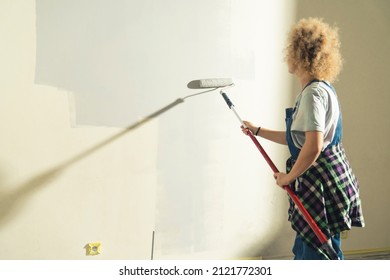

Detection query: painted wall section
xmin=35 ymin=0 xmax=252 ymax=128
xmin=0 ymin=0 xmax=296 ymax=259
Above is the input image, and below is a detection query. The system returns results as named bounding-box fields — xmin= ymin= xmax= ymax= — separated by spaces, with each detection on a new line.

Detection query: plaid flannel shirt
xmin=286 ymin=143 xmax=365 ymax=256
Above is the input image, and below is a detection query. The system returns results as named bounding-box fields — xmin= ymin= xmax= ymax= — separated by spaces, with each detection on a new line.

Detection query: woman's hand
xmin=241 ymin=121 xmax=257 ymax=135
xmin=273 ymin=172 xmax=293 ymax=188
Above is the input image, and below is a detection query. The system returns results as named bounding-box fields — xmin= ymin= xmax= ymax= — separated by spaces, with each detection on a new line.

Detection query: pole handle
xmin=221 ymin=91 xmax=234 ymax=109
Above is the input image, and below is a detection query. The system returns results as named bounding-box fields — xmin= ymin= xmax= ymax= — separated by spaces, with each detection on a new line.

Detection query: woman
xmin=242 ymin=18 xmax=364 ymax=259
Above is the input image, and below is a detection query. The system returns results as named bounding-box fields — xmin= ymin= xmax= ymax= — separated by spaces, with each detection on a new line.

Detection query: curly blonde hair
xmin=285 ymin=18 xmax=343 ymax=82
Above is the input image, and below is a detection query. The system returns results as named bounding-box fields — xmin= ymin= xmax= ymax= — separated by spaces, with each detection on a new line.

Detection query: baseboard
xmin=251 ymin=247 xmax=390 ymax=260
xmin=344 ymin=247 xmax=390 ymax=260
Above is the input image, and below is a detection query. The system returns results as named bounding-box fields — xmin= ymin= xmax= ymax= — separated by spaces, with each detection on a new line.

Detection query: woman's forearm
xmin=257 ymin=128 xmax=287 ymax=145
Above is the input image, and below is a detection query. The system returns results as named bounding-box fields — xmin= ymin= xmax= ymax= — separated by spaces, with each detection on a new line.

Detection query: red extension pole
xmin=220 ymin=91 xmax=339 ymax=260
xmin=246 ymin=131 xmax=328 ymax=243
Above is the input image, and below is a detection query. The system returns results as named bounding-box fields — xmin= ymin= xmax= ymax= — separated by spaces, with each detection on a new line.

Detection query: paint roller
xmin=189 ymin=79 xmax=339 ymax=260
xmin=187 ymin=78 xmax=234 ymax=90
xmin=184 ymin=78 xmax=234 ymax=99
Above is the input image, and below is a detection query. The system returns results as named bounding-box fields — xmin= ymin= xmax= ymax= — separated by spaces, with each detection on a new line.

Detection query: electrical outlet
xmin=340 ymin=231 xmax=348 ymax=239
xmin=85 ymin=242 xmax=101 ymax=256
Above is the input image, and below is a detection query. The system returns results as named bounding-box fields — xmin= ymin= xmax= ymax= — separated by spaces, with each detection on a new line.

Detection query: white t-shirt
xmin=290 ymin=81 xmax=340 ymax=150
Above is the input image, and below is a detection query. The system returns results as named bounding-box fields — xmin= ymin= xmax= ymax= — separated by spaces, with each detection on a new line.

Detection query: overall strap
xmin=322 ymin=81 xmax=343 ymax=147
xmin=285 ymin=107 xmax=300 ymax=160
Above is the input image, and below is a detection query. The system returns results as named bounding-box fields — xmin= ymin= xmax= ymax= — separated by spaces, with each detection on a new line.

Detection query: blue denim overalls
xmin=285 ymin=80 xmax=344 ymax=260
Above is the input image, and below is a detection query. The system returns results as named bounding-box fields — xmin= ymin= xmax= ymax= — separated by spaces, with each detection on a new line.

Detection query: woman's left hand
xmin=273 ymin=172 xmax=293 ymax=188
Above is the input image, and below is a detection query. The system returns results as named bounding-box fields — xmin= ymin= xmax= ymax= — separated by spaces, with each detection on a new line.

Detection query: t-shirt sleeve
xmin=291 ymin=89 xmax=326 ymax=133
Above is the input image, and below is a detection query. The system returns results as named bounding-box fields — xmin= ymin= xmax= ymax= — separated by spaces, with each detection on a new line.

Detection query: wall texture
xmin=0 ymin=0 xmax=295 ymax=260
xmin=0 ymin=0 xmax=387 ymax=260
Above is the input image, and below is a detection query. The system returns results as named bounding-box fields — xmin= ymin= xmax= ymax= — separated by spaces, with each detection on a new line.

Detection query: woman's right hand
xmin=241 ymin=121 xmax=257 ymax=135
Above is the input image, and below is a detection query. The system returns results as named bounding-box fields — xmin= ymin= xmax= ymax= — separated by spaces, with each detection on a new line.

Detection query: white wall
xmin=0 ymin=0 xmax=295 ymax=260
xmin=2 ymin=0 xmax=387 ymax=261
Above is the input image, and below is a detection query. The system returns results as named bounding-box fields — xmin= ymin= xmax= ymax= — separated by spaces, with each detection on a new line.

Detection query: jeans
xmin=292 ymin=233 xmax=344 ymax=260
